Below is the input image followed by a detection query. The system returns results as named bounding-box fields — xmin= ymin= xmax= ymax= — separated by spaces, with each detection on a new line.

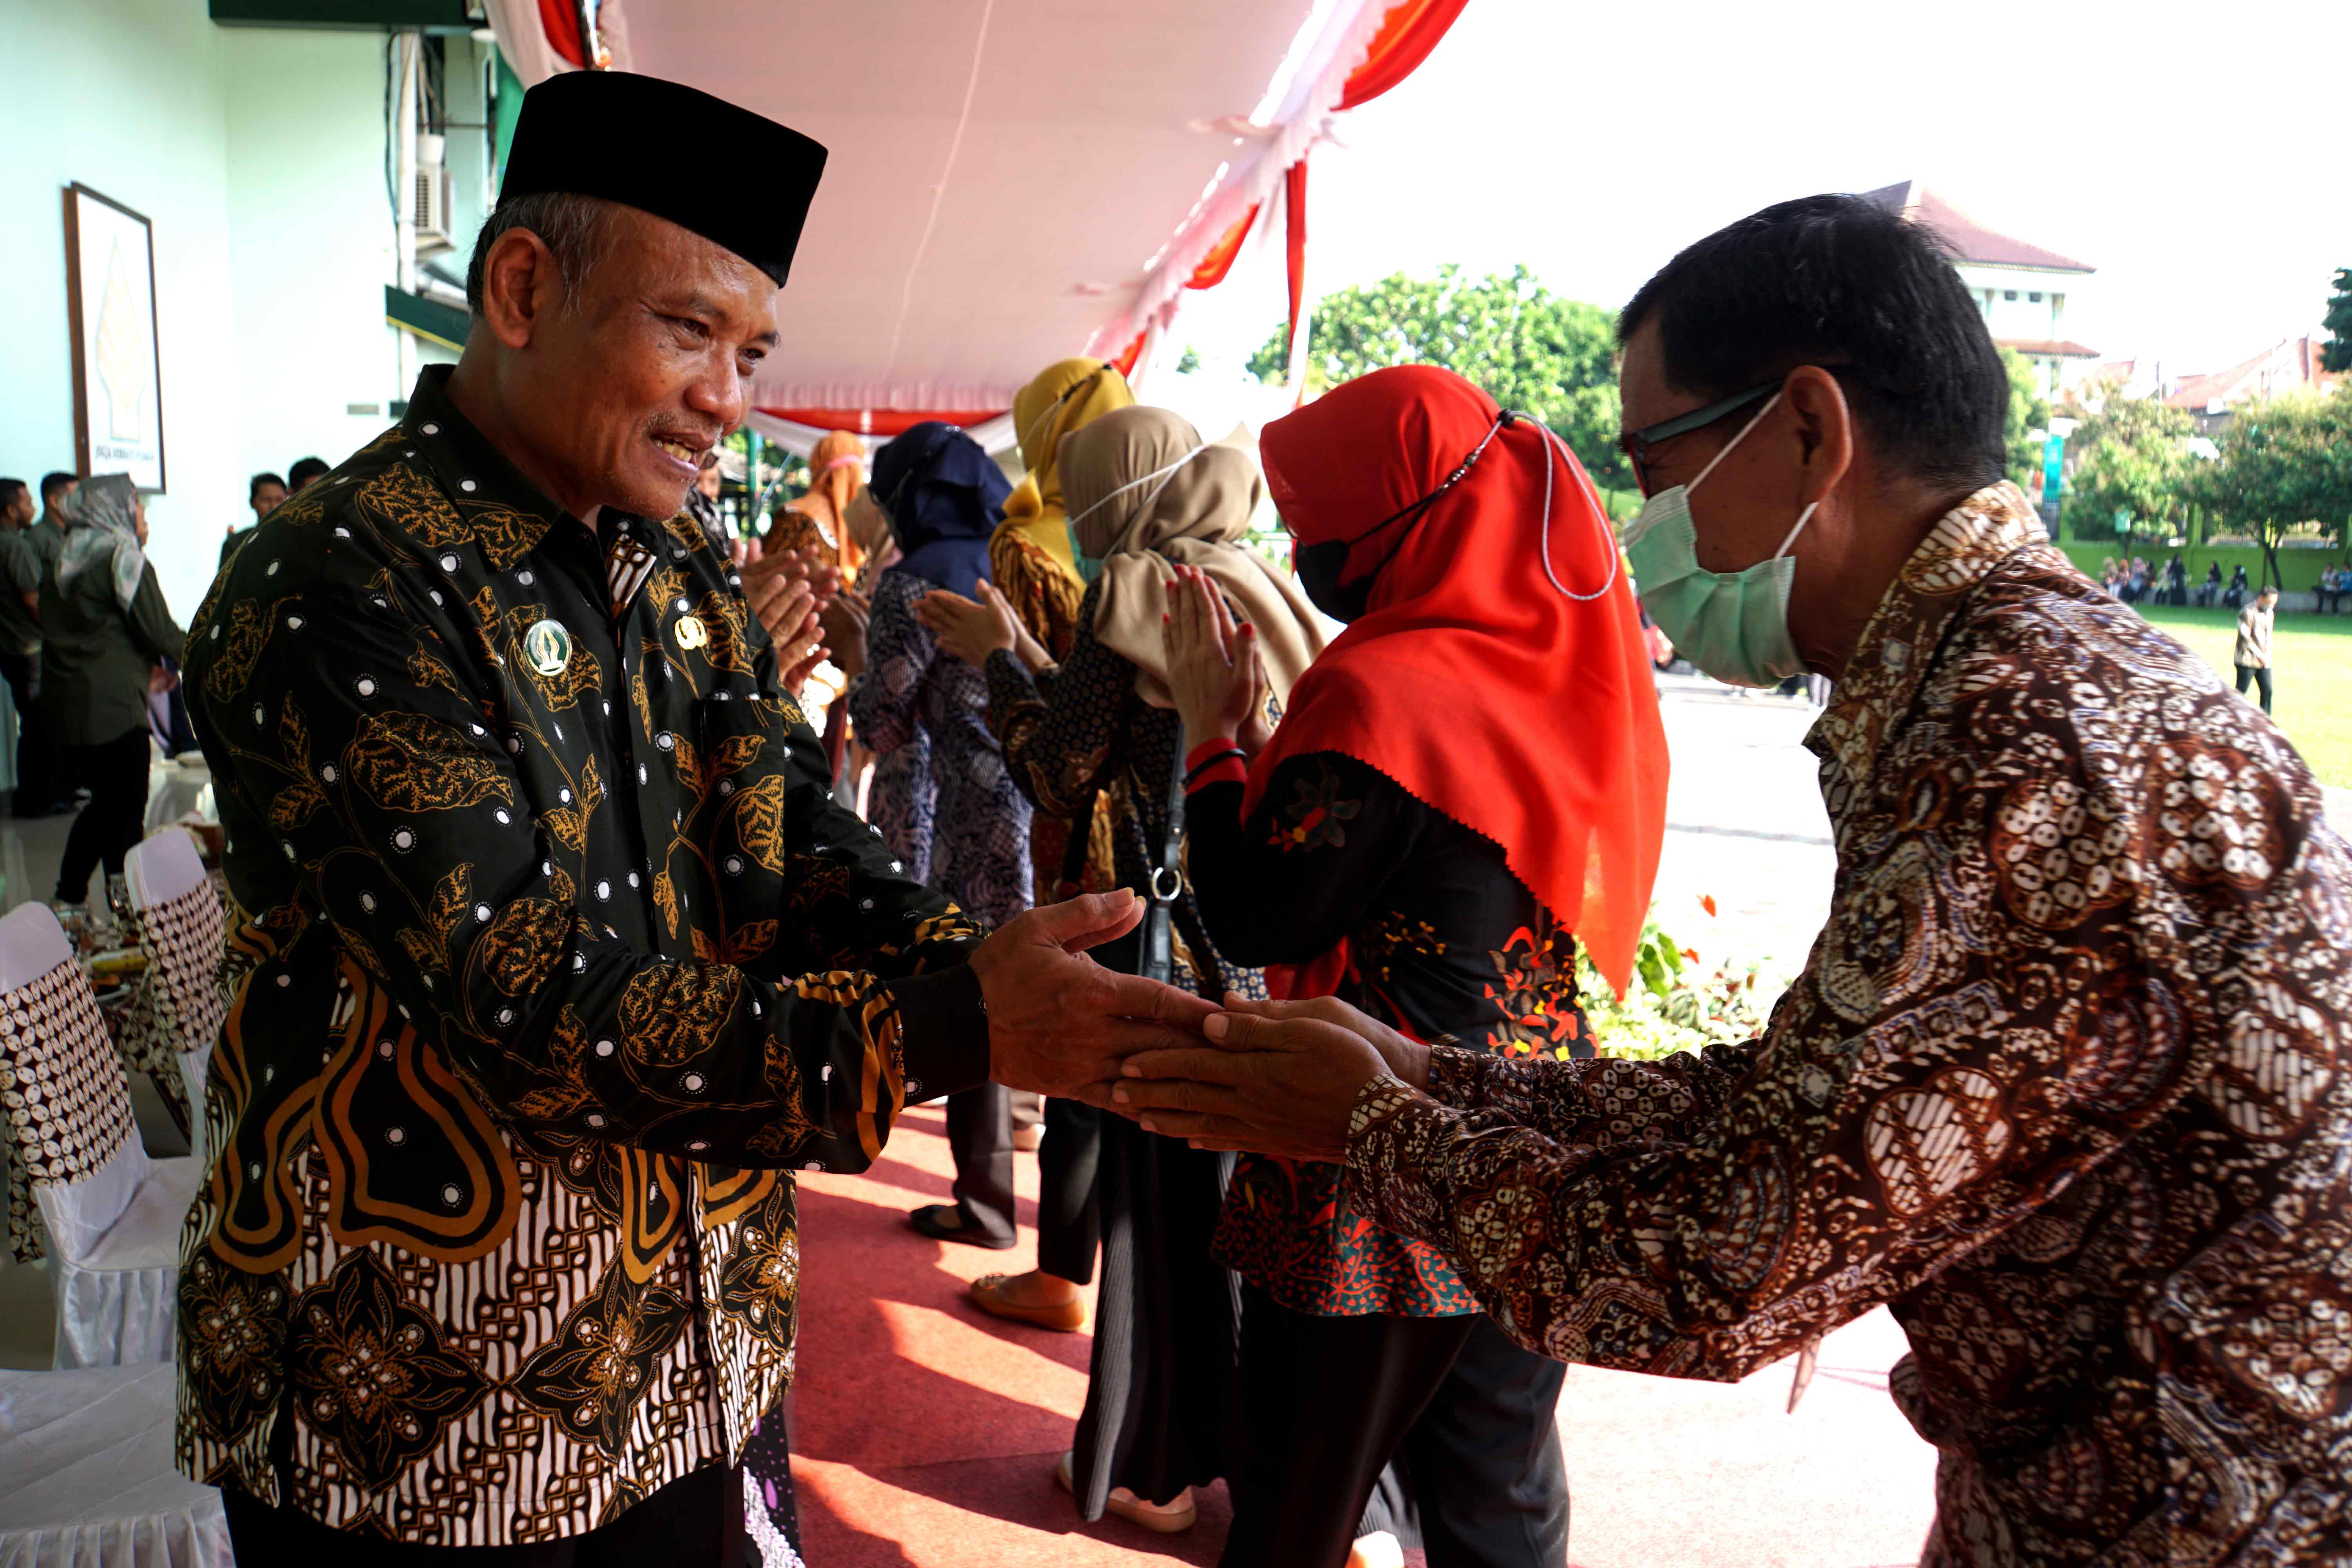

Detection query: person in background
xmin=842 ymin=421 xmax=1033 ymax=1250
xmin=1165 ymin=365 xmax=1668 ymax=1568
xmin=994 ymin=358 xmax=1136 ymax=893
xmin=2234 ymin=582 xmax=2278 ymax=712
xmin=920 ymin=406 xmax=1330 ymax=1534
xmin=2198 ymin=558 xmax=2222 ymax=607
xmin=285 ymin=454 xmax=329 ymax=492
xmin=220 ymin=470 xmax=288 ymax=565
xmin=1109 ymin=192 xmax=2352 ymax=1568
xmin=681 ymin=451 xmax=731 ymax=550
xmin=2161 ymin=553 xmax=2185 ymax=606
xmin=29 ymin=472 xmax=77 ymax=572
xmin=2225 ymin=561 xmax=2248 ymax=609
xmin=0 ymin=479 xmax=58 ymax=818
xmin=40 ymin=474 xmax=184 ymax=911
xmin=2317 ymin=564 xmax=2343 ymax=615
xmin=768 ymin=430 xmax=862 ymax=573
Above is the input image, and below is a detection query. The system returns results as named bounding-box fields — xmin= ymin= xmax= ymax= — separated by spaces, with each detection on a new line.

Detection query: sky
xmin=1173 ymin=0 xmax=2347 ymax=386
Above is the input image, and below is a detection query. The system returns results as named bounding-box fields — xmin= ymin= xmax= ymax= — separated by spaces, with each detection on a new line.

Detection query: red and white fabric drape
xmin=1098 ymin=0 xmax=1468 ymax=390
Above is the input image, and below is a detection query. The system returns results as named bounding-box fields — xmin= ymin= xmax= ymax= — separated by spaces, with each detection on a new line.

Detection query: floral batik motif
xmin=175 ymin=365 xmax=990 ymax=1544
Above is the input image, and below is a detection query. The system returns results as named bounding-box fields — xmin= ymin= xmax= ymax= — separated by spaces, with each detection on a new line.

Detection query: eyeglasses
xmin=1616 ymin=378 xmax=1783 ymax=498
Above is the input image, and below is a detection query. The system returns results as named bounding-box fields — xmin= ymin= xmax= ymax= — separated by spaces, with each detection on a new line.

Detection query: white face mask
xmin=1620 ymin=393 xmax=1818 ymax=688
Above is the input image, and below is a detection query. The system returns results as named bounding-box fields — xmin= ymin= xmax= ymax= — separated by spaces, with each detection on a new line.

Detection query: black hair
xmin=0 ymin=479 xmax=25 ymax=512
xmin=287 ymin=457 xmax=330 ymax=487
xmin=1619 ymin=193 xmax=2009 ymax=492
xmin=39 ymin=472 xmax=77 ymax=505
xmin=250 ymin=471 xmax=287 ymax=499
xmin=464 ymin=191 xmax=615 ymax=316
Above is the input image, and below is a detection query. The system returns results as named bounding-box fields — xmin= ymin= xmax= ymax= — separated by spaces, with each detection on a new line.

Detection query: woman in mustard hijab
xmin=993 ymin=358 xmax=1136 ymax=662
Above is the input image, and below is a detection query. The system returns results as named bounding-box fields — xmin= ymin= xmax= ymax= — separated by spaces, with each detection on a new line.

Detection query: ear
xmin=477 ymin=227 xmax=561 ymax=351
xmin=1781 ymin=364 xmax=1855 ymax=510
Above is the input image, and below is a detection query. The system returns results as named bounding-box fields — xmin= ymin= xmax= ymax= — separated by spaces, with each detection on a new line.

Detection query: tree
xmin=2323 ymin=267 xmax=2352 ymax=374
xmin=2189 ymin=387 xmax=2352 ymax=587
xmin=1248 ymin=265 xmax=1631 ymax=490
xmin=2000 ymin=348 xmax=2053 ymax=492
xmin=2066 ymin=396 xmax=2196 ymax=543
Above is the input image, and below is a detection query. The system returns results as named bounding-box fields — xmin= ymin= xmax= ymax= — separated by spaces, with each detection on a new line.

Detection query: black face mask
xmin=1289 ymin=412 xmax=1514 ymax=624
xmin=1294 ymin=537 xmax=1372 ymax=622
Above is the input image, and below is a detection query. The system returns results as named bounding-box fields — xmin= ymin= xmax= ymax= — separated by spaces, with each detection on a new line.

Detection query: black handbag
xmin=1054 ymin=723 xmax=1188 ymax=985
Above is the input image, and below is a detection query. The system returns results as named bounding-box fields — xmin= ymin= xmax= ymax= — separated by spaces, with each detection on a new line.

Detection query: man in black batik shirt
xmin=178 ymin=71 xmax=1210 ymax=1559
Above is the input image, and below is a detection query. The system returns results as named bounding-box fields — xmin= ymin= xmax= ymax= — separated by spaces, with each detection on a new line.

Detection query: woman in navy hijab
xmin=843 ymin=422 xmax=1032 ymax=1245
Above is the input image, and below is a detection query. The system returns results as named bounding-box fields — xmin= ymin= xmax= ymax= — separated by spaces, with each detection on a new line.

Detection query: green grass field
xmin=2134 ymin=606 xmax=2352 ymax=788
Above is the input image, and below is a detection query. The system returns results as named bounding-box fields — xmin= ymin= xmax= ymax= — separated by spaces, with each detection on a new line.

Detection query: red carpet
xmin=792 ymin=1106 xmax=1935 ymax=1567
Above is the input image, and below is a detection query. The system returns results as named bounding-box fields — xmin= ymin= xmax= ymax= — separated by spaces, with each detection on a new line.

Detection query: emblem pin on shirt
xmin=524 ymin=619 xmax=572 ymax=676
xmin=675 ymin=614 xmax=710 ymax=650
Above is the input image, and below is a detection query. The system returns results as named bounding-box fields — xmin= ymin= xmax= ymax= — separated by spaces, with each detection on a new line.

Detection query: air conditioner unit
xmin=414 ymin=131 xmax=453 ymax=257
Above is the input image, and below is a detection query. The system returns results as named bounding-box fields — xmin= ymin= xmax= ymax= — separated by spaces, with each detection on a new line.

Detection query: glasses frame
xmin=1617 ymin=378 xmax=1784 ymax=498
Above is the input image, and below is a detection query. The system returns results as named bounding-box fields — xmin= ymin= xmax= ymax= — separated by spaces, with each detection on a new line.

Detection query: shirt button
xmin=460 ymin=479 xmax=477 ymax=492
xmin=421 ymin=423 xmax=441 ymax=435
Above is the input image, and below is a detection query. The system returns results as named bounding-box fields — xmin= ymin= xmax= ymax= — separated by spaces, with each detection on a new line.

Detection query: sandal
xmin=907 ymin=1203 xmax=1016 ymax=1250
xmin=1056 ymin=1450 xmax=1196 ymax=1534
xmin=970 ymin=1272 xmax=1086 ymax=1332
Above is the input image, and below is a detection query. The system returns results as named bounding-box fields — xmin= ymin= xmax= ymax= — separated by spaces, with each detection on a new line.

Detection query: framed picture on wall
xmin=63 ymin=183 xmax=166 ymax=492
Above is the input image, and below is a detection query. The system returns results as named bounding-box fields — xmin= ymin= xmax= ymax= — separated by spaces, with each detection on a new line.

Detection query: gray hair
xmin=464 ymin=191 xmax=616 ymax=316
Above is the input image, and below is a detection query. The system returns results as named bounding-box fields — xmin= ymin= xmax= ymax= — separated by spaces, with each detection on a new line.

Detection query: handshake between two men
xmin=965 ymin=886 xmax=1407 ymax=1163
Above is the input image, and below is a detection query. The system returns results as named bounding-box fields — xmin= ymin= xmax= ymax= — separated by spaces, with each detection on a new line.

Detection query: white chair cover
xmin=0 ymin=905 xmax=197 ymax=1368
xmin=123 ymin=834 xmax=226 ymax=1169
xmin=0 ymin=1363 xmax=234 ymax=1567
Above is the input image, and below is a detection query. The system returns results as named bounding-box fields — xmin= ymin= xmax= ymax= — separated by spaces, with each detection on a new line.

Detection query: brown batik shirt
xmin=1345 ymin=483 xmax=2352 ymax=1565
xmin=175 ymin=366 xmax=990 ymax=1542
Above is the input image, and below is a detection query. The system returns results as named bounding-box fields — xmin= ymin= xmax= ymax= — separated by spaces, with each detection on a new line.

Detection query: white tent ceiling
xmin=603 ymin=0 xmax=1385 ymax=421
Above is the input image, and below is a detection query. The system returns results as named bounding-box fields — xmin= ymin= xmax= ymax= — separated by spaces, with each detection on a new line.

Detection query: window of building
xmin=2004 ymin=290 xmax=2018 ymax=301
xmin=2029 ymin=291 xmax=2042 ymax=303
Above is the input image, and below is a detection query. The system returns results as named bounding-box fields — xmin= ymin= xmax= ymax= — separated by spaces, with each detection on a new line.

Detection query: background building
xmin=1863 ymin=179 xmax=2099 ymax=399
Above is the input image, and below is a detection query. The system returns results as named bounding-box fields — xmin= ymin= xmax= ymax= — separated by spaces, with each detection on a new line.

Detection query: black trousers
xmin=944 ymin=1082 xmax=1017 ymax=1243
xmin=1224 ymin=1285 xmax=1569 ymax=1568
xmin=56 ymin=725 xmax=150 ymax=903
xmin=224 ymin=1463 xmax=746 ymax=1564
xmin=2236 ymin=664 xmax=2275 ymax=713
xmin=0 ymin=651 xmax=58 ymax=813
xmin=1036 ymin=1096 xmax=1103 ymax=1282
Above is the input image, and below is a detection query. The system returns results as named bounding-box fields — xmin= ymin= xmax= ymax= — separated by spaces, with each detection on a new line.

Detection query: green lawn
xmin=2134 ymin=606 xmax=2352 ymax=787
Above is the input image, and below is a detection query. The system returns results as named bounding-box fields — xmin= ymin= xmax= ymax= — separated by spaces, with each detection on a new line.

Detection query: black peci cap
xmin=499 ymin=71 xmax=827 ymax=289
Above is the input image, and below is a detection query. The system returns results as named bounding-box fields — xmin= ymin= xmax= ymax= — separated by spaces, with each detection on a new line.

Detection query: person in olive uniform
xmin=178 ymin=71 xmax=1212 ymax=1563
xmin=41 ymin=473 xmax=184 ymax=906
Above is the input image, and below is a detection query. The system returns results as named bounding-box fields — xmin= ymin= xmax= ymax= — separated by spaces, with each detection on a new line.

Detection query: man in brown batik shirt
xmin=1112 ymin=196 xmax=2352 ymax=1565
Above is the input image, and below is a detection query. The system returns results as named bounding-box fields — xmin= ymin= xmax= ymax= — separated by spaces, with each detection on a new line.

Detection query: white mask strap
xmin=1686 ymin=391 xmax=1782 ymax=499
xmin=1510 ymin=413 xmax=1619 ymax=603
xmin=1773 ymin=502 xmax=1818 ymax=561
xmin=1064 ymin=443 xmax=1211 ymax=538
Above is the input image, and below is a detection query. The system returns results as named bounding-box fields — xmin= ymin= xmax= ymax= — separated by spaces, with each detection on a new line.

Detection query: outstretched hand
xmin=967 ymin=890 xmax=1221 ymax=1098
xmin=1081 ymin=992 xmax=1425 ymax=1160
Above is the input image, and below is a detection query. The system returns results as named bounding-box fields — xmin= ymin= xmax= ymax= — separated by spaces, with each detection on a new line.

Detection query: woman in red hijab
xmin=1163 ymin=365 xmax=1668 ymax=1568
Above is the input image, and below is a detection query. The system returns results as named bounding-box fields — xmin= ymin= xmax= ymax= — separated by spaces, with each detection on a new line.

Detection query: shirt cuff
xmin=1341 ymin=1074 xmax=1463 ymax=1252
xmin=887 ymin=964 xmax=990 ymax=1103
xmin=1184 ymin=735 xmax=1248 ymax=793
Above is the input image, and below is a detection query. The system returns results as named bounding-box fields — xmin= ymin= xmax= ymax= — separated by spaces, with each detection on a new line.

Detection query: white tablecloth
xmin=0 ymin=1363 xmax=232 ymax=1566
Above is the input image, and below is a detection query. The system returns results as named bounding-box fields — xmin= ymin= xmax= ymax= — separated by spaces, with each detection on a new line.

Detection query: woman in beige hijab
xmin=915 ymin=405 xmax=1326 ymax=1536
